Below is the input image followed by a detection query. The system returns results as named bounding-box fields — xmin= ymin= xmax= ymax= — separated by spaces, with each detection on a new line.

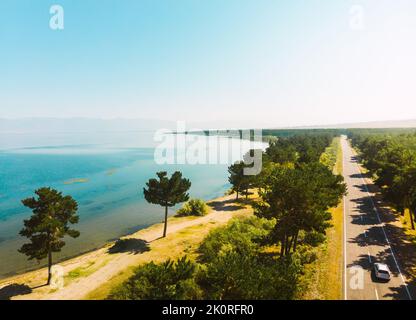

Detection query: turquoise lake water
xmin=0 ymin=131 xmax=262 ymax=278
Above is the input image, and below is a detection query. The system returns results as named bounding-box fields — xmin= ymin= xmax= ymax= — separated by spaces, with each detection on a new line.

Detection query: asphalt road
xmin=342 ymin=136 xmax=412 ymax=300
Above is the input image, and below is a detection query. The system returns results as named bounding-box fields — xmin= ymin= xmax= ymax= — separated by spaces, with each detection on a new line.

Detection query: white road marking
xmin=353 ymin=154 xmax=413 ymax=300
xmin=375 ymin=288 xmax=379 ymax=300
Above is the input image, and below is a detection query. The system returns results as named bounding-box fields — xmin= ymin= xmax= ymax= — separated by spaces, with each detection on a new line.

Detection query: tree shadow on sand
xmin=108 ymin=238 xmax=150 ymax=255
xmin=0 ymin=283 xmax=32 ymax=300
xmin=208 ymin=198 xmax=244 ymax=212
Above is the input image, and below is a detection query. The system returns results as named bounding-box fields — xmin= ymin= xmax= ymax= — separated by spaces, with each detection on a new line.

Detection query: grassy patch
xmin=66 ymin=262 xmax=96 ymax=279
xmin=64 ymin=259 xmax=110 ymax=284
xmin=302 ymin=202 xmax=343 ymax=300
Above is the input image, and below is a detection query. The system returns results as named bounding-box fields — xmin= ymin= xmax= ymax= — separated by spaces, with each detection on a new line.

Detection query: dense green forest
xmin=110 ymin=134 xmax=346 ymax=300
xmin=348 ymin=129 xmax=416 ymax=229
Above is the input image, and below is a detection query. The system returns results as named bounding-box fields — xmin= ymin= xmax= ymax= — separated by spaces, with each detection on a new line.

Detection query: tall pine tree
xmin=143 ymin=171 xmax=191 ymax=238
xmin=19 ymin=187 xmax=80 ymax=285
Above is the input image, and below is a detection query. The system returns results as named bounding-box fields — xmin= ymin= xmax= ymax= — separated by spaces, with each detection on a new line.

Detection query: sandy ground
xmin=0 ymin=193 xmax=250 ymax=300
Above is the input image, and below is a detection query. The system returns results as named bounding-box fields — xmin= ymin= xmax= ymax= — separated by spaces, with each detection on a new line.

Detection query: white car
xmin=374 ymin=263 xmax=391 ymax=281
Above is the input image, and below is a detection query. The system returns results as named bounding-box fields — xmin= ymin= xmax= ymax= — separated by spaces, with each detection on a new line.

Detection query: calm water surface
xmin=0 ymin=130 xmax=263 ymax=278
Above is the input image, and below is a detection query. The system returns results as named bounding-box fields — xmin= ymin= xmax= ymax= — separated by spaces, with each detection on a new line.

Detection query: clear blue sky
xmin=1 ymin=0 xmax=416 ymax=128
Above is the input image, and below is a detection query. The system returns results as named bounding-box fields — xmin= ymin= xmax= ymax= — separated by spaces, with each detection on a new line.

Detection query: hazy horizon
xmin=2 ymin=117 xmax=416 ymax=133
xmin=1 ymin=1 xmax=416 ymax=128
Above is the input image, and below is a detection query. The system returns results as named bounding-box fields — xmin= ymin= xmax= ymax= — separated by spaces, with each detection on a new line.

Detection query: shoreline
xmin=0 ymin=193 xmax=225 ymax=280
xmin=0 ymin=186 xmax=230 ymax=280
xmin=0 ymin=220 xmax=156 ymax=281
xmin=0 ymin=191 xmax=251 ymax=300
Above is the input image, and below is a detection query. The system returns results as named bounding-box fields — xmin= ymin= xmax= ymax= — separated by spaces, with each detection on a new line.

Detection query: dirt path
xmin=0 ymin=193 xmax=250 ymax=300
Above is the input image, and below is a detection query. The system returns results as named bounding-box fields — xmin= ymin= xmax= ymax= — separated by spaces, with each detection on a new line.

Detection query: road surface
xmin=342 ymin=136 xmax=412 ymax=300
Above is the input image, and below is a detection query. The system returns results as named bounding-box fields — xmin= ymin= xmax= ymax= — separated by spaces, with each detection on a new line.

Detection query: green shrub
xmin=176 ymin=199 xmax=208 ymax=217
xmin=108 ymin=256 xmax=202 ymax=300
xmin=196 ymin=217 xmax=307 ymax=299
xmin=296 ymin=245 xmax=319 ymax=264
xmin=303 ymin=230 xmax=326 ymax=247
xmin=197 ymin=249 xmax=301 ymax=300
xmin=198 ymin=217 xmax=275 ymax=263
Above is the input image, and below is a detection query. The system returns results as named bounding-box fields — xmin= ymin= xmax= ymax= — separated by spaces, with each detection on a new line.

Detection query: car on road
xmin=374 ymin=263 xmax=391 ymax=281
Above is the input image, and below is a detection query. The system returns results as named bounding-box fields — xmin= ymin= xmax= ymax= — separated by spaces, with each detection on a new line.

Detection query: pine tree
xmin=143 ymin=171 xmax=191 ymax=238
xmin=228 ymin=161 xmax=247 ymax=200
xmin=19 ymin=187 xmax=79 ymax=285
